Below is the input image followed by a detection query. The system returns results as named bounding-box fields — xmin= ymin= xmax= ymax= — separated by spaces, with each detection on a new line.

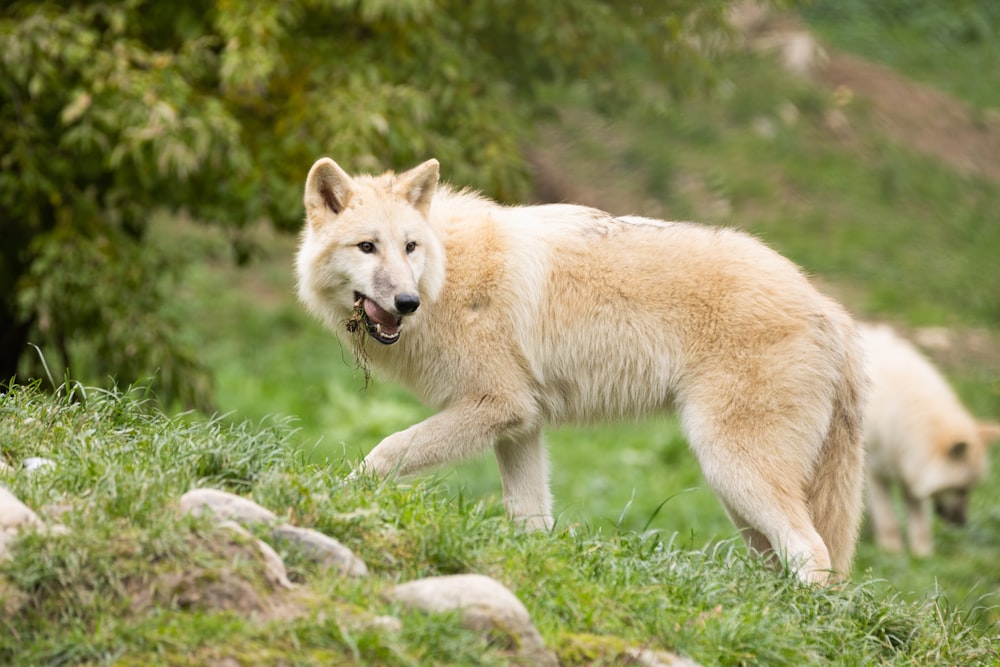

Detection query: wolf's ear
xmin=396 ymin=159 xmax=439 ymax=216
xmin=304 ymin=158 xmax=355 ymax=224
xmin=979 ymin=421 xmax=1000 ymax=446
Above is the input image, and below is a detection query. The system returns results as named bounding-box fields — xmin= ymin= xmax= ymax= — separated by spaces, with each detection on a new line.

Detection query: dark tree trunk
xmin=1 ymin=213 xmax=38 ymax=390
xmin=0 ymin=308 xmax=32 ymax=389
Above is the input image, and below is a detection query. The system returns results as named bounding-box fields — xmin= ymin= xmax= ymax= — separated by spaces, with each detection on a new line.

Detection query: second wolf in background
xmin=861 ymin=323 xmax=1000 ymax=556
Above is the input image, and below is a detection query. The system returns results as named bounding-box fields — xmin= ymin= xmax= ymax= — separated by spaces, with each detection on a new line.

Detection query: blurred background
xmin=3 ymin=0 xmax=999 ymax=623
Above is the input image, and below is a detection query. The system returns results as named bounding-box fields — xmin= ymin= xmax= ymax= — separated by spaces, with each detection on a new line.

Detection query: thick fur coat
xmin=296 ymin=158 xmax=868 ymax=582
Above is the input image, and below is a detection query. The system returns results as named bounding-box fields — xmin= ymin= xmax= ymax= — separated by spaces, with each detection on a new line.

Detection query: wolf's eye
xmin=358 ymin=242 xmax=376 ymax=254
xmin=405 ymin=241 xmax=417 ymax=254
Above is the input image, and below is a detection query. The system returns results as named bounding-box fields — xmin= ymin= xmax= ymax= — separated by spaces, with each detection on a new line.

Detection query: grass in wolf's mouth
xmin=344 ymin=299 xmax=373 ymax=388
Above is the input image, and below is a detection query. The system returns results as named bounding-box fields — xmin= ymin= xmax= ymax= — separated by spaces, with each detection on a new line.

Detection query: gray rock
xmin=387 ymin=573 xmax=557 ymax=666
xmin=625 ymin=647 xmax=705 ymax=667
xmin=368 ymin=615 xmax=403 ymax=634
xmin=0 ymin=486 xmax=45 ymax=531
xmin=0 ymin=486 xmax=68 ymax=561
xmin=23 ymin=457 xmax=55 ymax=472
xmin=271 ymin=524 xmax=368 ymax=577
xmin=179 ymin=488 xmax=277 ymax=526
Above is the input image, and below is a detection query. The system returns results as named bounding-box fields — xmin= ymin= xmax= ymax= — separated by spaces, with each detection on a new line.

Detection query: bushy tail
xmin=809 ymin=324 xmax=868 ymax=578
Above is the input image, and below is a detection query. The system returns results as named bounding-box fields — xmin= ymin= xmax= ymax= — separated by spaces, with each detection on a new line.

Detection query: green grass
xmin=2 ymin=385 xmax=998 ymax=665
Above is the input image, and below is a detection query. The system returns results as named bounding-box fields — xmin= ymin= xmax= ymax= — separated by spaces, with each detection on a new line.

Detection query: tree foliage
xmin=1 ymin=0 xmax=736 ymax=405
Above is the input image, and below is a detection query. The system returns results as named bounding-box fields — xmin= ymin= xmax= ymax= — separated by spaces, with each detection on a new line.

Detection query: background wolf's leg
xmin=494 ymin=429 xmax=553 ymax=530
xmin=867 ymin=474 xmax=904 ymax=553
xmin=904 ymin=491 xmax=933 ymax=556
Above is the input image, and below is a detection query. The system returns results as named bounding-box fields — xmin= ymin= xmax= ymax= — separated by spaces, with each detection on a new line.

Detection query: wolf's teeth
xmin=375 ymin=323 xmax=383 ymax=335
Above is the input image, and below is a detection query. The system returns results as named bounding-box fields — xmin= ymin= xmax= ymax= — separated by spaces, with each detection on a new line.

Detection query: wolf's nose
xmin=395 ymin=293 xmax=420 ymax=314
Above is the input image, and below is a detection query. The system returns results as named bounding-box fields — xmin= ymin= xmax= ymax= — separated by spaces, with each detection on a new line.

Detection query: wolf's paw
xmin=347 ymin=456 xmax=389 ymax=482
xmin=345 ymin=464 xmax=370 ymax=482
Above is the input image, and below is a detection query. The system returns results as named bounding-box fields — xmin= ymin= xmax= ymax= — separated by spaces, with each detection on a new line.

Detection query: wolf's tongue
xmin=363 ymin=298 xmax=400 ymax=332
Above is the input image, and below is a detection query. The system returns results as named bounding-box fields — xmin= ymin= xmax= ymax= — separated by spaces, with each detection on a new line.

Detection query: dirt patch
xmin=130 ymin=567 xmax=272 ymax=615
xmin=731 ymin=4 xmax=1000 ymax=186
xmin=817 ymin=51 xmax=1000 ymax=185
xmin=528 ymin=110 xmax=671 ymax=219
xmin=908 ymin=325 xmax=1000 ymax=376
xmin=123 ymin=528 xmax=308 ymax=623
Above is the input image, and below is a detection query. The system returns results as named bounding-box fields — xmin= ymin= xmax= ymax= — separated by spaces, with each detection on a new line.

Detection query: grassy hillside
xmin=1 ymin=384 xmax=997 ymax=666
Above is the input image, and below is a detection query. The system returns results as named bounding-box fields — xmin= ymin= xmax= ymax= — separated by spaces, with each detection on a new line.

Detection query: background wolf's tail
xmin=809 ymin=318 xmax=868 ymax=578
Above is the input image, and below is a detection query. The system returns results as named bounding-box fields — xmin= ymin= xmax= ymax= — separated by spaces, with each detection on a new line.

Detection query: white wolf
xmin=296 ymin=157 xmax=867 ymax=583
xmin=861 ymin=323 xmax=1000 ymax=555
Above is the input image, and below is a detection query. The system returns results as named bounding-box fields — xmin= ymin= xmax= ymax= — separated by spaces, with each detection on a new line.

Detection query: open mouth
xmin=933 ymin=489 xmax=969 ymax=526
xmin=351 ymin=292 xmax=402 ymax=345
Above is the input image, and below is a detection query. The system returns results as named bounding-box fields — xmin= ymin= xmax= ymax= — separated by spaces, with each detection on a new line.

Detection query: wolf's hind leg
xmin=724 ymin=510 xmax=780 ymax=570
xmin=735 ymin=495 xmax=831 ymax=582
xmin=700 ymin=453 xmax=833 ymax=583
xmin=494 ymin=429 xmax=553 ymax=530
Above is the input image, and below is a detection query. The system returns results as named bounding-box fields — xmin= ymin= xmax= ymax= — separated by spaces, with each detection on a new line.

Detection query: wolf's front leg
xmin=355 ymin=415 xmax=479 ymax=479
xmin=494 ymin=430 xmax=553 ymax=531
xmin=353 ymin=395 xmax=543 ymax=493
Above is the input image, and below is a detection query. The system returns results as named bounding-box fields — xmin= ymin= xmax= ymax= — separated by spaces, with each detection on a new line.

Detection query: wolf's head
xmin=296 ymin=158 xmax=446 ymax=345
xmin=922 ymin=421 xmax=1000 ymax=526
